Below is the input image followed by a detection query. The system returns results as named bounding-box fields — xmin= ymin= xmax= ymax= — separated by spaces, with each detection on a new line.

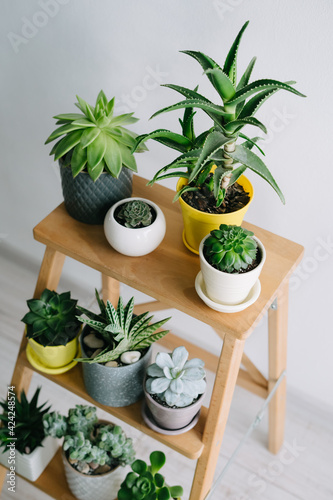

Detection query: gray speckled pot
xmin=80 ymin=328 xmax=152 ymax=407
xmin=62 ymin=446 xmax=125 ymax=500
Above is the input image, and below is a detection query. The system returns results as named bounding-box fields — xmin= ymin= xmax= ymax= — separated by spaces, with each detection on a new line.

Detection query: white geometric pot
xmin=62 ymin=446 xmax=125 ymax=500
xmin=0 ymin=436 xmax=58 ymax=482
xmin=199 ymin=235 xmax=266 ymax=306
xmin=104 ymin=197 xmax=166 ymax=257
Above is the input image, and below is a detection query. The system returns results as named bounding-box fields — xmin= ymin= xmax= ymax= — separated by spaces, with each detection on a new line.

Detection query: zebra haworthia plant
xmin=76 ymin=290 xmax=170 ymax=364
xmin=117 ymin=200 xmax=153 ymax=228
xmin=133 ymin=21 xmax=305 ymax=206
xmin=45 ymin=90 xmax=147 ymax=182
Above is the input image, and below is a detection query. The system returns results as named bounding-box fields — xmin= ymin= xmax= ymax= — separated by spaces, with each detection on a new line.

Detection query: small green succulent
xmin=0 ymin=387 xmax=50 ymax=455
xmin=146 ymin=346 xmax=206 ymax=408
xmin=118 ymin=451 xmax=183 ymax=500
xmin=45 ymin=90 xmax=147 ymax=181
xmin=203 ymin=224 xmax=258 ymax=273
xmin=117 ymin=200 xmax=153 ymax=228
xmin=76 ymin=290 xmax=170 ymax=364
xmin=43 ymin=405 xmax=135 ymax=474
xmin=21 ymin=288 xmax=81 ymax=347
xmin=133 ymin=21 xmax=305 ymax=207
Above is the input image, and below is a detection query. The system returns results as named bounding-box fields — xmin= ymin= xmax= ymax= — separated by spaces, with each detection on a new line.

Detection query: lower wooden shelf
xmin=19 ymin=350 xmax=206 ymax=460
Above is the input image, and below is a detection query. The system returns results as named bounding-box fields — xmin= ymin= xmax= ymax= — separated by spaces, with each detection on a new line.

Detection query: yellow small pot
xmin=177 ymin=175 xmax=253 ymax=254
xmin=28 ymin=336 xmax=78 ymax=369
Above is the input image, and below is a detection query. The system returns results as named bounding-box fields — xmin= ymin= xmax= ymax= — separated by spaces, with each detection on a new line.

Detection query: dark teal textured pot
xmin=60 ymin=163 xmax=133 ymax=225
xmin=79 ymin=328 xmax=152 ymax=407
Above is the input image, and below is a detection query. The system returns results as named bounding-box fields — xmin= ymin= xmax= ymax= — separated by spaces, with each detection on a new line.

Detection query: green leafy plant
xmin=118 ymin=450 xmax=183 ymax=500
xmin=203 ymin=224 xmax=258 ymax=273
xmin=43 ymin=404 xmax=135 ymax=474
xmin=21 ymin=288 xmax=81 ymax=347
xmin=117 ymin=200 xmax=153 ymax=228
xmin=76 ymin=290 xmax=170 ymax=364
xmin=146 ymin=346 xmax=206 ymax=408
xmin=133 ymin=21 xmax=305 ymax=207
xmin=45 ymin=90 xmax=147 ymax=181
xmin=0 ymin=387 xmax=50 ymax=455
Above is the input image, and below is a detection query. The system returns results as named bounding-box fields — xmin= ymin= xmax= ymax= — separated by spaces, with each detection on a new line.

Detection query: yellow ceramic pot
xmin=176 ymin=175 xmax=253 ymax=254
xmin=28 ymin=336 xmax=78 ymax=369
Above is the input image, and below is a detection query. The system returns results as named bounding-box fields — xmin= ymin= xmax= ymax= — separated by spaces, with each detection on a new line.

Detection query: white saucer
xmin=195 ymin=271 xmax=261 ymax=313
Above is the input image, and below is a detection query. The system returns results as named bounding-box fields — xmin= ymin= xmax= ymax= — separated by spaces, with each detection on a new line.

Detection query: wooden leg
xmin=268 ymin=280 xmax=289 ymax=454
xmin=190 ymin=335 xmax=245 ymax=500
xmin=101 ymin=274 xmax=120 ymax=306
xmin=34 ymin=246 xmax=66 ymax=298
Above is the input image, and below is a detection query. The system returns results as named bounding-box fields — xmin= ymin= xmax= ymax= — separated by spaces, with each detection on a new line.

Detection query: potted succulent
xmin=21 ymin=288 xmax=81 ymax=370
xmin=76 ymin=290 xmax=171 ymax=407
xmin=199 ymin=224 xmax=266 ymax=307
xmin=133 ymin=21 xmax=305 ymax=252
xmin=104 ymin=197 xmax=166 ymax=256
xmin=45 ymin=90 xmax=147 ymax=224
xmin=143 ymin=346 xmax=206 ymax=433
xmin=0 ymin=387 xmax=58 ymax=481
xmin=43 ymin=404 xmax=135 ymax=500
xmin=117 ymin=450 xmax=183 ymax=500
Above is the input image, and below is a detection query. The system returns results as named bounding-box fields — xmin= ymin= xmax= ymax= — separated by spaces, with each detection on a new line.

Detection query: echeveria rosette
xmin=204 ymin=224 xmax=257 ymax=273
xmin=118 ymin=451 xmax=183 ymax=500
xmin=21 ymin=288 xmax=81 ymax=347
xmin=118 ymin=200 xmax=153 ymax=228
xmin=146 ymin=346 xmax=206 ymax=408
xmin=45 ymin=90 xmax=147 ymax=182
xmin=133 ymin=21 xmax=306 ymax=206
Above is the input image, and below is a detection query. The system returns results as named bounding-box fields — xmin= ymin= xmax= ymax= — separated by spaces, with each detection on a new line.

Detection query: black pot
xmin=59 ymin=163 xmax=133 ymax=225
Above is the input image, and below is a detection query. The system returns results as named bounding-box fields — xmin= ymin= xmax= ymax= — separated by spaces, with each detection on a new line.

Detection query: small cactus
xmin=117 ymin=200 xmax=153 ymax=228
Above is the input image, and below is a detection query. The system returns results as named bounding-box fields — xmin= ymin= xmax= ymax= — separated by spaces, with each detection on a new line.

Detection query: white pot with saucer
xmin=197 ymin=234 xmax=266 ymax=312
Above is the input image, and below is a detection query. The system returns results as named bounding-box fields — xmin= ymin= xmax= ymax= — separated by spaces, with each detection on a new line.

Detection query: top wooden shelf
xmin=33 ymin=176 xmax=304 ymax=340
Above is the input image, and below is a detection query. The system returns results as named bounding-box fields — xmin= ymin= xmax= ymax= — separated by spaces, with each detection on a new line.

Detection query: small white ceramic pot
xmin=0 ymin=436 xmax=58 ymax=482
xmin=104 ymin=197 xmax=166 ymax=257
xmin=199 ymin=235 xmax=266 ymax=306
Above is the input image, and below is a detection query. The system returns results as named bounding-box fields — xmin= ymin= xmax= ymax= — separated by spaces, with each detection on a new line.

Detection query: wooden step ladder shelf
xmin=0 ymin=176 xmax=304 ymax=500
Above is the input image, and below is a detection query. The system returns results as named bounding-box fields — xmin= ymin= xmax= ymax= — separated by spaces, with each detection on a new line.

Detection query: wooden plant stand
xmin=0 ymin=176 xmax=304 ymax=500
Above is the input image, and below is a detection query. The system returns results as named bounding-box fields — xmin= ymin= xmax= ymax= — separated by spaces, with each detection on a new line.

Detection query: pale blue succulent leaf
xmin=176 ymin=394 xmax=194 ymax=408
xmin=170 ymin=378 xmax=184 ymax=394
xmin=155 ymin=352 xmax=174 ymax=369
xmin=184 ymin=358 xmax=205 ymax=369
xmin=146 ymin=364 xmax=164 ymax=377
xmin=164 ymin=388 xmax=179 ymax=406
xmin=151 ymin=377 xmax=170 ymax=394
xmin=171 ymin=346 xmax=188 ymax=369
xmin=163 ymin=366 xmax=173 ymax=379
xmin=183 ymin=367 xmax=206 ymax=380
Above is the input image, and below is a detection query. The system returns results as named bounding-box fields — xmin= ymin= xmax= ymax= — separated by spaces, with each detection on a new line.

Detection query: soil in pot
xmin=182 ymin=179 xmax=250 ymax=214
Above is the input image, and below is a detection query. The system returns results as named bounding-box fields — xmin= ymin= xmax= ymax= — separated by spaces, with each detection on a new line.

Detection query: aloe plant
xmin=118 ymin=451 xmax=183 ymax=500
xmin=43 ymin=405 xmax=135 ymax=474
xmin=133 ymin=21 xmax=305 ymax=206
xmin=76 ymin=290 xmax=170 ymax=363
xmin=45 ymin=90 xmax=147 ymax=181
xmin=117 ymin=200 xmax=153 ymax=228
xmin=21 ymin=288 xmax=81 ymax=347
xmin=146 ymin=346 xmax=206 ymax=408
xmin=203 ymin=224 xmax=258 ymax=273
xmin=0 ymin=387 xmax=50 ymax=455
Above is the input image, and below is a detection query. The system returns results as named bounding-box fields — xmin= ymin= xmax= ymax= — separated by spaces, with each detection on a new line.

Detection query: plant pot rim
xmin=176 ymin=175 xmax=253 ymax=217
xmin=28 ymin=334 xmax=79 ymax=349
xmin=199 ymin=234 xmax=266 ymax=277
xmin=109 ymin=197 xmax=163 ymax=231
xmin=80 ymin=328 xmax=151 ymax=368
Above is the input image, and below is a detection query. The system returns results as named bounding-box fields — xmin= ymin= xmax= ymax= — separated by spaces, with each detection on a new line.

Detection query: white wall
xmin=1 ymin=0 xmax=333 ymax=409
